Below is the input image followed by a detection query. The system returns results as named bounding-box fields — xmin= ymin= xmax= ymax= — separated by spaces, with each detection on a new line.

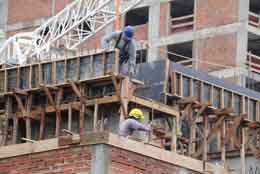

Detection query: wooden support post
xmin=171 ymin=117 xmax=177 ymax=152
xmin=100 ymin=111 xmax=104 ymax=131
xmin=221 ymin=120 xmax=226 ymax=167
xmin=93 ymin=103 xmax=99 ymax=132
xmin=26 ymin=93 xmax=32 ymax=139
xmin=1 ymin=117 xmax=8 ymax=146
xmin=79 ymin=103 xmax=85 ymax=135
xmin=25 ymin=118 xmax=31 ymax=140
xmin=171 ymin=72 xmax=176 ymax=95
xmin=55 ymin=89 xmax=63 ymax=137
xmin=164 ymin=59 xmax=170 ymax=95
xmin=16 ymin=67 xmax=20 ymax=89
xmin=76 ymin=57 xmax=80 ymax=80
xmin=68 ymin=104 xmax=72 ymax=131
xmin=52 ymin=61 xmax=57 ymax=84
xmin=4 ymin=69 xmax=7 ymax=93
xmin=12 ymin=117 xmax=18 ymax=144
xmin=2 ymin=96 xmax=12 ymax=146
xmin=102 ymin=52 xmax=106 ymax=75
xmin=39 ymin=64 xmax=43 ymax=85
xmin=29 ymin=66 xmax=32 ymax=89
xmin=241 ymin=127 xmax=246 ymax=174
xmin=39 ymin=108 xmax=45 ymax=140
xmin=114 ymin=50 xmax=120 ymax=74
xmin=188 ymin=105 xmax=196 ymax=156
xmin=111 ymin=74 xmax=127 ymax=121
xmin=180 ymin=75 xmax=183 ymax=97
xmin=203 ymin=115 xmax=208 ymax=169
xmin=55 ymin=110 xmax=61 ymax=137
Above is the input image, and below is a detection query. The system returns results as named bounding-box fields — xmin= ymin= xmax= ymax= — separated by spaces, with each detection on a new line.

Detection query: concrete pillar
xmin=148 ymin=1 xmax=161 ymax=61
xmin=236 ymin=0 xmax=250 ymax=87
xmin=0 ymin=0 xmax=8 ymax=30
xmin=0 ymin=0 xmax=7 ymax=48
xmin=91 ymin=144 xmax=108 ymax=174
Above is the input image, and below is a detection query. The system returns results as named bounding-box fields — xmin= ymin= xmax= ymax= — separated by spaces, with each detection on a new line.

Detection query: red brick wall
xmin=195 ymin=0 xmax=239 ymax=29
xmin=79 ymin=29 xmax=106 ymax=50
xmin=8 ymin=0 xmax=52 ymax=24
xmin=197 ymin=33 xmax=237 ymax=71
xmin=54 ymin=0 xmax=73 ymax=14
xmin=108 ymin=146 xmax=200 ymax=174
xmin=8 ymin=0 xmax=73 ymax=25
xmin=134 ymin=24 xmax=148 ymax=41
xmin=0 ymin=146 xmax=91 ymax=174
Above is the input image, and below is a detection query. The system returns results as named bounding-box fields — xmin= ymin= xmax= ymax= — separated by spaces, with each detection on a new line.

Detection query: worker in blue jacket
xmin=101 ymin=26 xmax=136 ymax=77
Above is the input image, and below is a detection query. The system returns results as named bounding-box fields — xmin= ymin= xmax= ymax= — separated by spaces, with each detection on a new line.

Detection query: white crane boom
xmin=0 ymin=0 xmax=142 ymax=65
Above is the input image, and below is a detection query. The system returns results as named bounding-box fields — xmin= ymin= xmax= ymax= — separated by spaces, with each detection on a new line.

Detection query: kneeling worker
xmin=119 ymin=108 xmax=151 ymax=137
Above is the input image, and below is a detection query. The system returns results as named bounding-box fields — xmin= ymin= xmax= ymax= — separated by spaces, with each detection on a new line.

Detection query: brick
xmin=197 ymin=33 xmax=237 ymax=71
xmin=0 ymin=146 xmax=91 ymax=174
xmin=108 ymin=146 xmax=200 ymax=174
xmin=196 ymin=0 xmax=239 ymax=29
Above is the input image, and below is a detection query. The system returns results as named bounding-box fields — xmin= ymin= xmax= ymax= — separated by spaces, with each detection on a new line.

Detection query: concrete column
xmin=91 ymin=144 xmax=108 ymax=174
xmin=236 ymin=0 xmax=250 ymax=87
xmin=148 ymin=1 xmax=161 ymax=62
xmin=0 ymin=0 xmax=7 ymax=48
xmin=0 ymin=0 xmax=8 ymax=30
xmin=193 ymin=39 xmax=199 ymax=70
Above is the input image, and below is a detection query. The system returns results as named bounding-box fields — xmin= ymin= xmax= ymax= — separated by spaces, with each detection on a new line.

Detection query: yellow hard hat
xmin=129 ymin=108 xmax=144 ymax=120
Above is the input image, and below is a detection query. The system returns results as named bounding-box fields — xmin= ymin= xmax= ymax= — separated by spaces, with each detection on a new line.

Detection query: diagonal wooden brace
xmin=67 ymin=80 xmax=88 ymax=104
xmin=12 ymin=93 xmax=27 ymax=115
xmin=226 ymin=115 xmax=244 ymax=148
xmin=194 ymin=115 xmax=226 ymax=157
xmin=40 ymin=84 xmax=56 ymax=110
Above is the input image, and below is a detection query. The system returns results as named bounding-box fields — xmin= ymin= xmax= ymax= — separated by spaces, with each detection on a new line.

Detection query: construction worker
xmin=119 ymin=108 xmax=151 ymax=137
xmin=101 ymin=26 xmax=136 ymax=77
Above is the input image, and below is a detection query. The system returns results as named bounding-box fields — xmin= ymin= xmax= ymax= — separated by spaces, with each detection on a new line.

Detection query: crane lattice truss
xmin=0 ymin=0 xmax=142 ymax=65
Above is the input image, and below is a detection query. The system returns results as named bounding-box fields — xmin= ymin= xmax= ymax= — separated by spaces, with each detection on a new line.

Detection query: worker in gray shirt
xmin=119 ymin=108 xmax=151 ymax=137
xmin=101 ymin=26 xmax=136 ymax=77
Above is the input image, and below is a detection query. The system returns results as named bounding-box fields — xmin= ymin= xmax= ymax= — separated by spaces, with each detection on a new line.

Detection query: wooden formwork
xmin=163 ymin=60 xmax=260 ymax=173
xmin=0 ymin=50 xmax=179 ymax=146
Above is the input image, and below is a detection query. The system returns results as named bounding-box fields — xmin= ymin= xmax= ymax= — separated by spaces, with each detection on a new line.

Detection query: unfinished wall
xmin=195 ymin=0 xmax=239 ymax=29
xmin=0 ymin=142 xmax=203 ymax=174
xmin=197 ymin=33 xmax=237 ymax=71
xmin=109 ymin=146 xmax=200 ymax=174
xmin=0 ymin=146 xmax=91 ymax=174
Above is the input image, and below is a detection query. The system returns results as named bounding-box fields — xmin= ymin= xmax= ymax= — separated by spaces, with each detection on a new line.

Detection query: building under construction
xmin=0 ymin=0 xmax=260 ymax=174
